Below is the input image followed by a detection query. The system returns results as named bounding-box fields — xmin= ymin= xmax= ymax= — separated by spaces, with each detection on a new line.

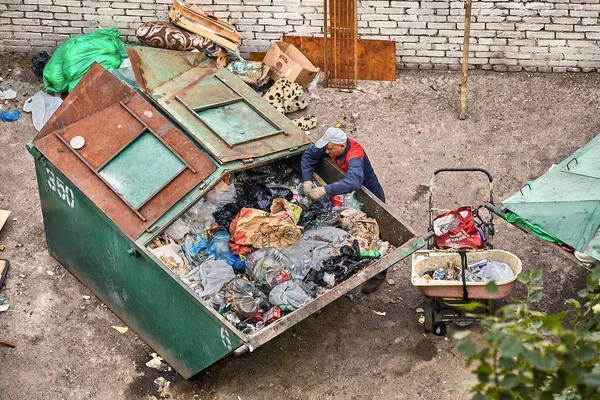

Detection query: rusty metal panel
xmin=324 ymin=0 xmax=358 ymax=89
xmin=32 ymin=63 xmax=217 ymax=240
xmin=127 ymin=47 xmax=310 ymax=164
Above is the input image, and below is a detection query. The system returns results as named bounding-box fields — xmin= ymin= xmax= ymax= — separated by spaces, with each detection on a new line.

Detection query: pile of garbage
xmin=148 ymin=160 xmax=390 ymax=334
xmin=36 ymin=0 xmax=319 ymax=132
xmin=416 ymin=258 xmax=514 ymax=284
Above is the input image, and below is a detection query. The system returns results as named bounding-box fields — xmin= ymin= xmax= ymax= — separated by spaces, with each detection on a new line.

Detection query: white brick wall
xmin=1 ymin=0 xmax=600 ymax=72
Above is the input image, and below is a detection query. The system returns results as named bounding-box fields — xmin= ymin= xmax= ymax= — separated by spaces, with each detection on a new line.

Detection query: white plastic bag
xmin=302 ymin=227 xmax=353 ymax=248
xmin=478 ymin=261 xmax=513 ymax=283
xmin=192 ymin=259 xmax=235 ymax=298
xmin=205 ymin=183 xmax=237 ymax=212
xmin=185 ymin=199 xmax=216 ymax=233
xmin=22 ymin=90 xmax=63 ymax=131
xmin=165 ymin=218 xmax=190 ymax=241
xmin=269 ymin=281 xmax=313 ymax=311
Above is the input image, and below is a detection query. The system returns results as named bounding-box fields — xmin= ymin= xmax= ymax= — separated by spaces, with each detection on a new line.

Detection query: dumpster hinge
xmin=288 ymin=147 xmax=298 ymax=152
xmin=242 ymin=158 xmax=254 ymax=164
xmin=127 ymin=247 xmax=141 ymax=258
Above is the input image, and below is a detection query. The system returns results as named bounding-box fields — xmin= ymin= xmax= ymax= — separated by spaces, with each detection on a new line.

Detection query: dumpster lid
xmin=32 ymin=63 xmax=217 ymax=240
xmin=126 ymin=47 xmax=311 ymax=164
xmin=502 ymin=132 xmax=600 ymax=258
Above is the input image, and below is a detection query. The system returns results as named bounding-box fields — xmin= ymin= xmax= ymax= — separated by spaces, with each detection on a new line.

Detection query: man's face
xmin=325 ymin=142 xmax=346 ymax=157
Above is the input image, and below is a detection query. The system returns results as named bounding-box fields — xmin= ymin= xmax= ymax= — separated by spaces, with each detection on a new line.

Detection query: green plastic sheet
xmin=504 ymin=211 xmax=563 ymax=245
xmin=43 ymin=28 xmax=127 ymax=93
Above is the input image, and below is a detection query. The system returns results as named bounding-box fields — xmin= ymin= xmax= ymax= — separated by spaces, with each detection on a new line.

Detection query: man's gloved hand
xmin=307 ymin=186 xmax=326 ymax=201
xmin=302 ymin=181 xmax=313 ymax=195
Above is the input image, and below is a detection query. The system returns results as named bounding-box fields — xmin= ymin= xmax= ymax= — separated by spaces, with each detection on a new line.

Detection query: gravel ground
xmin=0 ymin=53 xmax=599 ymax=399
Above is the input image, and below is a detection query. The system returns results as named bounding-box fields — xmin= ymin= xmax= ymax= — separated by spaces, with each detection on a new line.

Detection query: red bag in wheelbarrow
xmin=432 ymin=206 xmax=483 ymax=250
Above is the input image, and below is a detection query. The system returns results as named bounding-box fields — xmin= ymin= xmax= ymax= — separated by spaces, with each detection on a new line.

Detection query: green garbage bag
xmin=43 ymin=28 xmax=128 ymax=93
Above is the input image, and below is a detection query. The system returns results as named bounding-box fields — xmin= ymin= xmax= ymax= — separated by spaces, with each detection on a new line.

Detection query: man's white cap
xmin=314 ymin=127 xmax=347 ymax=148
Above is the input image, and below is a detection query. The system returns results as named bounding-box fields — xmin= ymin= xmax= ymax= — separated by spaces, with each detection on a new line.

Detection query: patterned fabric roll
xmin=135 ymin=21 xmax=214 ymax=52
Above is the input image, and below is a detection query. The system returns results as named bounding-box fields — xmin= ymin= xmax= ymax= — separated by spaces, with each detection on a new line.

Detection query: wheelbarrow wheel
xmin=424 ymin=300 xmax=434 ymax=333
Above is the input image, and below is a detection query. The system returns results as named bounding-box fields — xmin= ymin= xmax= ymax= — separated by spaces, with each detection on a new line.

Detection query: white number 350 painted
xmin=45 ymin=167 xmax=75 ymax=208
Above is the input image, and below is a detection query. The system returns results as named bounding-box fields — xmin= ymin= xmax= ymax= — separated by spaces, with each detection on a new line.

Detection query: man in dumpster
xmin=300 ymin=127 xmax=388 ymax=294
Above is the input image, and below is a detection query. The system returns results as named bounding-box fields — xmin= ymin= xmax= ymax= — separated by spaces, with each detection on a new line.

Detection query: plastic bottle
xmin=360 ymin=249 xmax=381 ymax=258
xmin=432 ymin=268 xmax=445 ymax=280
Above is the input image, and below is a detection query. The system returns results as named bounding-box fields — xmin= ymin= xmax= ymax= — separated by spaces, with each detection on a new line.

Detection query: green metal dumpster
xmin=27 ymin=47 xmax=425 ymax=378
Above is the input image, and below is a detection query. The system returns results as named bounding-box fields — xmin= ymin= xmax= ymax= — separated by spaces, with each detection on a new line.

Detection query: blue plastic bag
xmin=0 ymin=110 xmax=21 ymax=122
xmin=207 ymin=231 xmax=246 ymax=272
xmin=181 ymin=234 xmax=207 ymax=261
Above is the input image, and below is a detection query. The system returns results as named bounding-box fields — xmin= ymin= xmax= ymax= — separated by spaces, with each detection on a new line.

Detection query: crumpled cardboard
xmin=231 ymin=206 xmax=302 ymax=249
xmin=263 ymin=42 xmax=318 ymax=88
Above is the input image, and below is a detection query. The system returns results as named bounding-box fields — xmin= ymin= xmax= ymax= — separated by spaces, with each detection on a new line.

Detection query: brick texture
xmin=1 ymin=0 xmax=600 ymax=71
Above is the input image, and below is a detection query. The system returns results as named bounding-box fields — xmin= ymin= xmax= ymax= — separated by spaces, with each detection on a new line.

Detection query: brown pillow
xmin=135 ymin=21 xmax=214 ymax=52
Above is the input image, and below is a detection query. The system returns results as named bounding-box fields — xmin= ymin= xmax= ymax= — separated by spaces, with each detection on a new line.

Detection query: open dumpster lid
xmin=32 ymin=63 xmax=217 ymax=240
xmin=126 ymin=47 xmax=311 ymax=164
xmin=502 ymin=133 xmax=600 ymax=259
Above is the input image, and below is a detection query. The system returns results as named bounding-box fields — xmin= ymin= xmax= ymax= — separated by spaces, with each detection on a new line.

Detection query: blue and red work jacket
xmin=300 ymin=138 xmax=386 ymax=202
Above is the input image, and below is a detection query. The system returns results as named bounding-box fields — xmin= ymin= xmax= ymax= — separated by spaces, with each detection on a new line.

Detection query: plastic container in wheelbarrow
xmin=27 ymin=47 xmax=426 ymax=379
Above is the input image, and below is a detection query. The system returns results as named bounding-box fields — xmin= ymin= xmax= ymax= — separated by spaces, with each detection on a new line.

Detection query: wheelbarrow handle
xmin=427 ymin=168 xmax=495 ymax=246
xmin=433 ymin=167 xmax=493 ymax=183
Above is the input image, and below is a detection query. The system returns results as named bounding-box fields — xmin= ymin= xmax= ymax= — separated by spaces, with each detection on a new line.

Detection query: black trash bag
xmin=236 ymin=184 xmax=292 ymax=211
xmin=298 ymin=196 xmax=334 ymax=229
xmin=321 ymin=240 xmax=370 ymax=283
xmin=267 ymin=184 xmax=292 ymax=201
xmin=213 ymin=203 xmax=242 ymax=230
xmin=32 ymin=52 xmax=50 ymax=77
xmin=235 ymin=160 xmax=294 ymax=186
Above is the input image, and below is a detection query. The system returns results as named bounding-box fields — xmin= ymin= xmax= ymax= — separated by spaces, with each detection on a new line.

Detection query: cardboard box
xmin=262 ymin=42 xmax=318 ymax=88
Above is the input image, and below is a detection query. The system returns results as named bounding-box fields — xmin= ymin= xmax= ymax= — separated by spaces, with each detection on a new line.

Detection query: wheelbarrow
xmin=412 ymin=168 xmax=523 ymax=334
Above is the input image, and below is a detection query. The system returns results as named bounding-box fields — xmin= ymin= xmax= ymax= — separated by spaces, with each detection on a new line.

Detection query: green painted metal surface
xmin=126 ymin=47 xmax=311 ymax=164
xmin=197 ymin=101 xmax=281 ymax=147
xmin=502 ymin=132 xmax=600 ymax=259
xmin=98 ymin=132 xmax=186 ymax=209
xmin=30 ymin=146 xmax=242 ymax=378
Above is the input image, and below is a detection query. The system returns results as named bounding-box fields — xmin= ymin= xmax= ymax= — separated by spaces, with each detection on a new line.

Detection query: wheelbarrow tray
xmin=411 ymin=250 xmax=522 ymax=299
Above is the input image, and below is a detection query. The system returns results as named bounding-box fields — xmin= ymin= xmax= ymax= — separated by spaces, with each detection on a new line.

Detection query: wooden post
xmin=459 ymin=0 xmax=472 ymax=120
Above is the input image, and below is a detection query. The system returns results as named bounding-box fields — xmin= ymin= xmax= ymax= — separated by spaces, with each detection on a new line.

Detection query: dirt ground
xmin=0 ymin=53 xmax=599 ymax=400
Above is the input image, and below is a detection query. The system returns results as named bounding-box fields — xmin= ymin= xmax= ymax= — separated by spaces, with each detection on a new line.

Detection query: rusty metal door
xmin=32 ymin=63 xmax=217 ymax=240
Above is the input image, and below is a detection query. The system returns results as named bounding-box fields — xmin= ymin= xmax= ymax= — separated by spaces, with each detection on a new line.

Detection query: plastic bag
xmin=43 ymin=28 xmax=127 ymax=93
xmin=478 ymin=261 xmax=513 ymax=283
xmin=165 ymin=218 xmax=190 ymax=241
xmin=302 ymin=227 xmax=353 ymax=248
xmin=224 ymin=277 xmax=265 ymax=318
xmin=213 ymin=203 xmax=242 ymax=230
xmin=186 ymin=200 xmax=216 ymax=233
xmin=206 ymin=231 xmax=233 ymax=260
xmin=32 ymin=51 xmax=50 ymax=76
xmin=22 ymin=90 xmax=63 ymax=132
xmin=236 ymin=184 xmax=292 ymax=211
xmin=269 ymin=281 xmax=313 ymax=311
xmin=226 ymin=60 xmax=271 ymax=89
xmin=0 ymin=110 xmax=21 ymax=122
xmin=181 ymin=234 xmax=207 ymax=264
xmin=282 ymin=240 xmax=333 ymax=277
xmin=433 ymin=206 xmax=483 ymax=250
xmin=205 ymin=183 xmax=236 ymax=212
xmin=322 ymin=240 xmax=370 ymax=283
xmin=303 ymin=70 xmax=323 ymax=101
xmin=192 ymin=259 xmax=235 ymax=297
xmin=246 ymin=248 xmax=294 ymax=292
